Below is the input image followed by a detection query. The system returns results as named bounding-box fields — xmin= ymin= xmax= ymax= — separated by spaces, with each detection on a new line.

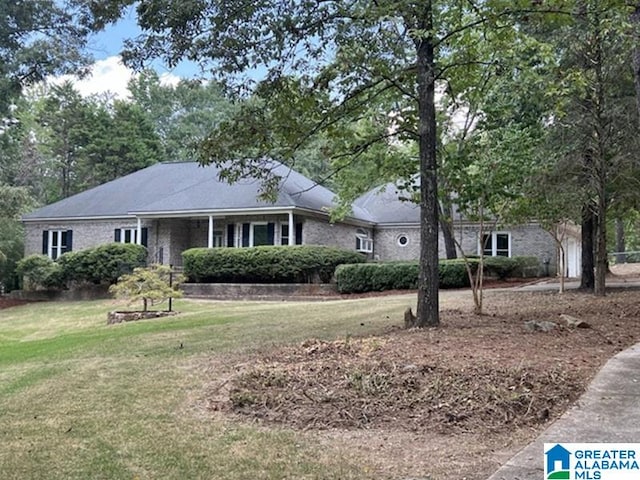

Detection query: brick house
xmin=23 ymin=161 xmax=569 ymax=273
xmin=355 ymin=183 xmax=564 ymax=273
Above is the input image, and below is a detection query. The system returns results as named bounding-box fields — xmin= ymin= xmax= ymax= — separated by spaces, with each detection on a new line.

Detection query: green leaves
xmin=109 ymin=264 xmax=184 ymax=312
xmin=0 ymin=0 xmax=94 ymax=114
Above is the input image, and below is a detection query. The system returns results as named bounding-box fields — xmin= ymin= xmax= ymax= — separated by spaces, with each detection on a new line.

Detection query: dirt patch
xmin=0 ymin=297 xmax=31 ymax=310
xmin=206 ymin=287 xmax=640 ymax=479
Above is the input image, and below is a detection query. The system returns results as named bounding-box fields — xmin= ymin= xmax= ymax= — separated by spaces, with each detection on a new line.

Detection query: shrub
xmin=482 ymin=256 xmax=518 ymax=280
xmin=58 ymin=243 xmax=147 ymax=285
xmin=511 ymin=256 xmax=541 ymax=277
xmin=335 ymin=262 xmax=419 ymax=293
xmin=335 ymin=256 xmax=540 ymax=293
xmin=336 ymin=259 xmax=473 ymax=294
xmin=15 ymin=254 xmax=64 ymax=290
xmin=182 ymin=246 xmax=365 ymax=284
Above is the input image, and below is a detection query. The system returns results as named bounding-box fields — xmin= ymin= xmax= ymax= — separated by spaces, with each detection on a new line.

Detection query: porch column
xmin=208 ymin=215 xmax=214 ymax=248
xmin=288 ymin=210 xmax=294 ymax=246
xmin=136 ymin=217 xmax=142 ymax=245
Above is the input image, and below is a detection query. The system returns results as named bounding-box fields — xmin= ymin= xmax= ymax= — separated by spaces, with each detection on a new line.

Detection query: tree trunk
xmin=439 ymin=199 xmax=457 ymax=259
xmin=594 ymin=193 xmax=607 ymax=296
xmin=580 ymin=203 xmax=595 ymax=291
xmin=631 ymin=3 xmax=640 ymax=123
xmin=415 ymin=4 xmax=439 ymax=327
xmin=616 ymin=217 xmax=626 ymax=264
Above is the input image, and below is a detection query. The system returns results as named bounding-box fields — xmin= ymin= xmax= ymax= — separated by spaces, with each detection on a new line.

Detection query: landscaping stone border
xmin=107 ymin=310 xmax=178 ymax=325
xmin=182 ymin=283 xmax=339 ymax=300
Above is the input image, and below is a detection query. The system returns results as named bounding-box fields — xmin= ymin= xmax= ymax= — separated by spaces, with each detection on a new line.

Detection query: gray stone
xmin=107 ymin=310 xmax=178 ymax=325
xmin=559 ymin=313 xmax=591 ymax=329
xmin=524 ymin=320 xmax=558 ymax=332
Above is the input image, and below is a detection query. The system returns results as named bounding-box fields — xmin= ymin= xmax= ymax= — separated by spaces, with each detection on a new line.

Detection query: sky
xmin=54 ymin=8 xmax=199 ymax=99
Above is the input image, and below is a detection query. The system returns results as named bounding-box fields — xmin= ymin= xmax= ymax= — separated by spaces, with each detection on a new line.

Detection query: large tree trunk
xmin=580 ymin=203 xmax=595 ymax=291
xmin=415 ymin=4 xmax=439 ymax=328
xmin=631 ymin=3 xmax=640 ymax=122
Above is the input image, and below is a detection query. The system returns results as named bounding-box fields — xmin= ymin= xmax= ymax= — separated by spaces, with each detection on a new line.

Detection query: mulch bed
xmin=208 ymin=289 xmax=640 ymax=437
xmin=0 ymin=297 xmax=31 ymax=310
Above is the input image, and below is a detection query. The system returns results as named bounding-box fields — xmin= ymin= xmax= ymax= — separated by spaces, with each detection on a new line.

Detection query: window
xmin=355 ymin=228 xmax=373 ymax=253
xmin=116 ymin=228 xmax=137 ymax=244
xmin=115 ymin=227 xmax=148 ymax=246
xmin=280 ymin=223 xmax=301 ymax=245
xmin=397 ymin=234 xmax=410 ymax=247
xmin=481 ymin=232 xmax=510 ymax=257
xmin=280 ymin=224 xmax=290 ymax=246
xmin=212 ymin=230 xmax=223 ymax=248
xmin=253 ymin=223 xmax=270 ymax=246
xmin=42 ymin=230 xmax=72 ymax=259
xmin=240 ymin=222 xmax=276 ymax=247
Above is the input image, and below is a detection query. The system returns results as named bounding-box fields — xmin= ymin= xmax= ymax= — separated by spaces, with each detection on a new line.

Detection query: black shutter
xmin=114 ymin=228 xmax=121 ymax=242
xmin=295 ymin=222 xmax=303 ymax=245
xmin=141 ymin=228 xmax=148 ymax=247
xmin=42 ymin=231 xmax=48 ymax=255
xmin=65 ymin=230 xmax=73 ymax=253
xmin=227 ymin=224 xmax=235 ymax=247
xmin=242 ymin=223 xmax=250 ymax=247
xmin=267 ymin=222 xmax=275 ymax=245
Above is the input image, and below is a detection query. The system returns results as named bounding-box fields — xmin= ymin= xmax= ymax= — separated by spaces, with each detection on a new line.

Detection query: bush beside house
xmin=183 ymin=246 xmax=365 ymax=284
xmin=16 ymin=243 xmax=147 ymax=290
xmin=336 ymin=256 xmax=541 ymax=294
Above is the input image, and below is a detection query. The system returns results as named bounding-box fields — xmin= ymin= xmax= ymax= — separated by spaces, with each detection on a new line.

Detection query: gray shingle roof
xmin=23 ymin=161 xmax=373 ymax=222
xmin=354 ymin=183 xmax=421 ymax=224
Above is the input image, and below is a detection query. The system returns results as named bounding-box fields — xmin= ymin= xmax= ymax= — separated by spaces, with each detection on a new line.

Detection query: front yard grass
xmin=0 ymin=296 xmax=413 ymax=480
xmin=5 ymin=288 xmax=638 ymax=479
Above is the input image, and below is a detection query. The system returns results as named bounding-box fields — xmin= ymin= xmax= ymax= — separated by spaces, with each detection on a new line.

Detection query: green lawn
xmin=0 ymin=296 xmax=416 ymax=479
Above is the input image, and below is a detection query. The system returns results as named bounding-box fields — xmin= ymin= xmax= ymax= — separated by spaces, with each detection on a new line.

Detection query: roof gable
xmin=355 ymin=183 xmax=421 ymax=224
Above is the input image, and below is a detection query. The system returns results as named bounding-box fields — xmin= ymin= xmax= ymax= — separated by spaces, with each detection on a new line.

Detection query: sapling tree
xmin=109 ymin=265 xmax=184 ymax=312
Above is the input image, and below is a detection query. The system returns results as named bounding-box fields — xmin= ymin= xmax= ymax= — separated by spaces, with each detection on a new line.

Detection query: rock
xmin=107 ymin=310 xmax=178 ymax=325
xmin=559 ymin=314 xmax=591 ymax=329
xmin=524 ymin=320 xmax=558 ymax=332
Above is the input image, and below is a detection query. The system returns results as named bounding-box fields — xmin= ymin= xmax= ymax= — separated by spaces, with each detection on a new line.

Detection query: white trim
xmin=48 ymin=230 xmax=62 ymax=260
xmin=288 ymin=210 xmax=294 ymax=246
xmin=116 ymin=227 xmax=138 ymax=244
xmin=136 ymin=218 xmax=142 ymax=245
xmin=208 ymin=215 xmax=214 ymax=248
xmin=126 ymin=206 xmax=375 ymax=227
xmin=25 ymin=207 xmax=375 ymax=228
xmin=23 ymin=215 xmax=136 ymax=223
xmin=356 ymin=228 xmax=374 ymax=253
xmin=396 ymin=234 xmax=410 ymax=247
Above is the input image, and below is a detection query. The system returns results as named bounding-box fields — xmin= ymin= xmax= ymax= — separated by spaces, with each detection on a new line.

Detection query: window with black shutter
xmin=42 ymin=229 xmax=73 ymax=259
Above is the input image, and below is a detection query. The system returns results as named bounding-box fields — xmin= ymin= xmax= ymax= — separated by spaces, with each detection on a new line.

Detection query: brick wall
xmin=304 ymin=217 xmax=371 ymax=253
xmin=373 ymin=223 xmax=557 ymax=274
xmin=25 ymin=217 xmax=557 ymax=274
xmin=24 ymin=219 xmax=156 ymax=257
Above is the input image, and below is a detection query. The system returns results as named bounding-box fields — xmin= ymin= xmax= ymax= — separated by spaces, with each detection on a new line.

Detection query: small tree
xmin=109 ymin=265 xmax=184 ymax=312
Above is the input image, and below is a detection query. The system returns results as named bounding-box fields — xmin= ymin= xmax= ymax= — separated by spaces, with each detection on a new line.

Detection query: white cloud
xmin=50 ymin=56 xmax=182 ymax=100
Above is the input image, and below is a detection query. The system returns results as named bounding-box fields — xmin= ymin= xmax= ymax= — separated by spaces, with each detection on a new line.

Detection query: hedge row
xmin=16 ymin=243 xmax=147 ymax=290
xmin=335 ymin=256 xmax=540 ymax=294
xmin=183 ymin=246 xmax=365 ymax=284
